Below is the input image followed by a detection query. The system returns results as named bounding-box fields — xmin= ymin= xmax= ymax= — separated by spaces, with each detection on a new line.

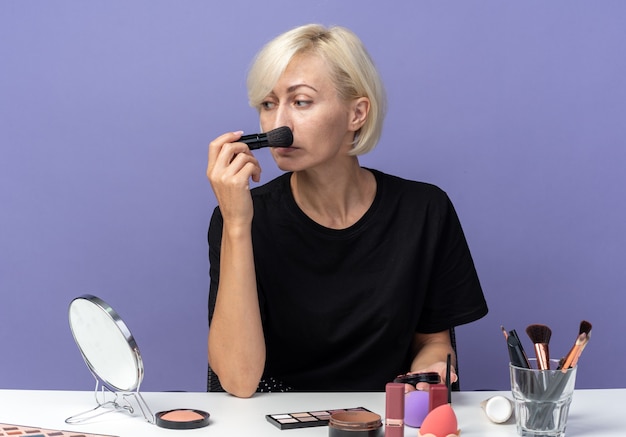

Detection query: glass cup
xmin=509 ymin=359 xmax=577 ymax=437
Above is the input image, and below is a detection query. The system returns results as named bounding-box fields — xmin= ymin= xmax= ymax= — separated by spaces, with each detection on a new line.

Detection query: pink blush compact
xmin=155 ymin=409 xmax=210 ymax=429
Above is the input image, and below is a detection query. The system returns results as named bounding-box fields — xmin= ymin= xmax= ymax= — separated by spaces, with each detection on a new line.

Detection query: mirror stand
xmin=65 ymin=375 xmax=155 ymax=425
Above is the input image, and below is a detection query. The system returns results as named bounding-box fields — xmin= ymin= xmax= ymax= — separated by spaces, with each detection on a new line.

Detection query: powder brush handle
xmin=534 ymin=343 xmax=550 ymax=370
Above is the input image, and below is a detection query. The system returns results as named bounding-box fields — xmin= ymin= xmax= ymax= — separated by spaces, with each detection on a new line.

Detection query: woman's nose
xmin=273 ymin=105 xmax=292 ymax=131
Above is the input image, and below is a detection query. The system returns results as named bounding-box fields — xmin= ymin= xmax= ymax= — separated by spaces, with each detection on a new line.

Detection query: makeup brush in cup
xmin=558 ymin=320 xmax=592 ymax=372
xmin=500 ymin=325 xmax=508 ymax=341
xmin=570 ymin=331 xmax=591 ymax=368
xmin=526 ymin=324 xmax=552 ymax=370
xmin=503 ymin=327 xmax=531 ymax=369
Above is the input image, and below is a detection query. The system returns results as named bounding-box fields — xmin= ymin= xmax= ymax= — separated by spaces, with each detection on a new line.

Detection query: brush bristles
xmin=266 ymin=126 xmax=293 ymax=147
xmin=526 ymin=324 xmax=552 ymax=345
xmin=579 ymin=320 xmax=592 ymax=335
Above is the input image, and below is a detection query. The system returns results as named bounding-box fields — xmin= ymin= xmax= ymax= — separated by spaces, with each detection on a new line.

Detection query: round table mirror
xmin=66 ymin=294 xmax=153 ymax=424
xmin=68 ymin=294 xmax=143 ymax=392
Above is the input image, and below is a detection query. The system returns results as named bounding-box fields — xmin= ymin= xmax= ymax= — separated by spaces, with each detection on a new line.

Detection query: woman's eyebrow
xmin=286 ymin=83 xmax=318 ymax=93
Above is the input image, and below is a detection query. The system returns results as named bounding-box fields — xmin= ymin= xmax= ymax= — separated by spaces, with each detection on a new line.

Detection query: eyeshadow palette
xmin=266 ymin=407 xmax=374 ymax=430
xmin=0 ymin=423 xmax=117 ymax=437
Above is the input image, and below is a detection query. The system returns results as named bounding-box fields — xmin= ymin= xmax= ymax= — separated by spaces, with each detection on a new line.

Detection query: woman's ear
xmin=348 ymin=97 xmax=370 ymax=132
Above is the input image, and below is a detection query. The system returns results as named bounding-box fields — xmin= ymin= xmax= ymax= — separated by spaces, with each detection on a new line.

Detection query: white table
xmin=0 ymin=389 xmax=624 ymax=436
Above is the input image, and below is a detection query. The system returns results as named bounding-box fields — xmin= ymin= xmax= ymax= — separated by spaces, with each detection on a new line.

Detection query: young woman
xmin=206 ymin=24 xmax=488 ymax=398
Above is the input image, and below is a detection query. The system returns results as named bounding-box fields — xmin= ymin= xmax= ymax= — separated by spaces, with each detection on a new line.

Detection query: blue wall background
xmin=1 ymin=1 xmax=625 ymax=392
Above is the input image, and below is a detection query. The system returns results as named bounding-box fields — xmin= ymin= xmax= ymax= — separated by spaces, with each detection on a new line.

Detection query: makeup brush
xmin=505 ymin=328 xmax=531 ymax=369
xmin=446 ymin=353 xmax=452 ymax=404
xmin=558 ymin=320 xmax=593 ymax=372
xmin=500 ymin=325 xmax=508 ymax=340
xmin=240 ymin=126 xmax=293 ymax=150
xmin=525 ymin=324 xmax=552 ymax=370
xmin=570 ymin=331 xmax=591 ymax=368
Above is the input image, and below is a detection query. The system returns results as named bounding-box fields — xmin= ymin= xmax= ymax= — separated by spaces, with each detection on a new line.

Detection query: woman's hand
xmin=407 ymin=331 xmax=458 ymax=392
xmin=207 ymin=131 xmax=262 ymax=228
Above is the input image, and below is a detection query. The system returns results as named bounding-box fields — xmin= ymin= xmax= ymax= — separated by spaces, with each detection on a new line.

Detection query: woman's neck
xmin=290 ymin=161 xmax=376 ymax=229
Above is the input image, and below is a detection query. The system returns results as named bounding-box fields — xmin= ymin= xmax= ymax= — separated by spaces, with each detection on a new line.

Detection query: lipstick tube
xmin=385 ymin=382 xmax=404 ymax=437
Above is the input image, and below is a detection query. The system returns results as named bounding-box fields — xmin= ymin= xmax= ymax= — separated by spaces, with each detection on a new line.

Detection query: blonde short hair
xmin=247 ymin=24 xmax=387 ymax=156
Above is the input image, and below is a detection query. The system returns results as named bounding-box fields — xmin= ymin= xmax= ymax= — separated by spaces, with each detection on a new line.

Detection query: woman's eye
xmin=261 ymin=101 xmax=276 ymax=110
xmin=294 ymin=100 xmax=312 ymax=107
